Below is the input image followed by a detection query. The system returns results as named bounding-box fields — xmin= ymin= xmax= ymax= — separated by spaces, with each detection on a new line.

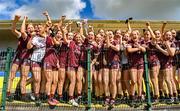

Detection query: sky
xmin=0 ymin=0 xmax=180 ymax=20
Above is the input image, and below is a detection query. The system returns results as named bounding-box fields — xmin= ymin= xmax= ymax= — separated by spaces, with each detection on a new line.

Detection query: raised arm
xmin=61 ymin=27 xmax=70 ymax=45
xmin=79 ymin=22 xmax=86 ymax=41
xmin=127 ymin=20 xmax=132 ymax=34
xmin=11 ymin=15 xmax=21 ymax=38
xmin=68 ymin=20 xmax=73 ymax=32
xmin=58 ymin=15 xmax=66 ymax=28
xmin=88 ymin=25 xmax=94 ymax=33
xmin=161 ymin=21 xmax=167 ymax=35
xmin=43 ymin=11 xmax=52 ymax=26
xmin=21 ymin=16 xmax=28 ymax=39
xmin=146 ymin=22 xmax=156 ymax=39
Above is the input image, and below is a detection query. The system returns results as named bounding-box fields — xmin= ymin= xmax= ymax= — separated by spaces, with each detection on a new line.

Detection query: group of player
xmin=6 ymin=11 xmax=180 ymax=108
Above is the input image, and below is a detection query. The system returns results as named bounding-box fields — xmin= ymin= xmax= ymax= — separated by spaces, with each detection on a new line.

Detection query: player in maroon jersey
xmin=79 ymin=31 xmax=99 ymax=101
xmin=60 ymin=26 xmax=80 ymax=106
xmin=170 ymin=29 xmax=179 ymax=100
xmin=7 ymin=15 xmax=22 ymax=101
xmin=7 ymin=15 xmax=34 ymax=101
xmin=127 ymin=30 xmax=146 ymax=106
xmin=93 ymin=33 xmax=104 ymax=102
xmin=155 ymin=30 xmax=177 ymax=103
xmin=145 ymin=22 xmax=160 ymax=102
xmin=114 ymin=29 xmax=123 ymax=100
xmin=19 ymin=16 xmax=35 ymax=101
xmin=106 ymin=30 xmax=121 ymax=107
xmin=121 ymin=32 xmax=130 ymax=100
xmin=43 ymin=35 xmax=59 ymax=105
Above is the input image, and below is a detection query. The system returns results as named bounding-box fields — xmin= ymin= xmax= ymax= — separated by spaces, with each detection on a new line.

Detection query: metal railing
xmin=0 ymin=48 xmax=180 ymax=111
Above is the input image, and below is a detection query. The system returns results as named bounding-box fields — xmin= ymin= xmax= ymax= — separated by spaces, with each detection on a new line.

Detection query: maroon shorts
xmin=22 ymin=59 xmax=31 ymax=66
xmin=129 ymin=62 xmax=144 ymax=70
xmin=148 ymin=61 xmax=160 ymax=69
xmin=43 ymin=62 xmax=58 ymax=70
xmin=12 ymin=55 xmax=22 ymax=66
xmin=160 ymin=62 xmax=172 ymax=70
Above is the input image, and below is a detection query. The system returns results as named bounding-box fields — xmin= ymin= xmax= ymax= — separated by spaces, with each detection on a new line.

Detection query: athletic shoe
xmin=104 ymin=98 xmax=110 ymax=106
xmin=58 ymin=97 xmax=65 ymax=103
xmin=134 ymin=99 xmax=143 ymax=108
xmin=152 ymin=99 xmax=159 ymax=105
xmin=35 ymin=99 xmax=42 ymax=106
xmin=128 ymin=100 xmax=135 ymax=107
xmin=35 ymin=96 xmax=41 ymax=106
xmin=75 ymin=95 xmax=82 ymax=104
xmin=6 ymin=95 xmax=14 ymax=102
xmin=173 ymin=97 xmax=179 ymax=104
xmin=68 ymin=99 xmax=79 ymax=107
xmin=30 ymin=93 xmax=35 ymax=101
xmin=109 ymin=99 xmax=115 ymax=108
xmin=166 ymin=98 xmax=174 ymax=104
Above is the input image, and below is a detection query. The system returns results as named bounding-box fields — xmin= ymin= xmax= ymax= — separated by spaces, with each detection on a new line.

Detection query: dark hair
xmin=50 ymin=28 xmax=59 ymax=37
xmin=176 ymin=30 xmax=180 ymax=40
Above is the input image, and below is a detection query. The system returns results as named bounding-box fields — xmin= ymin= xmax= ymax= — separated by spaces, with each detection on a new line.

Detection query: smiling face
xmin=144 ymin=31 xmax=151 ymax=41
xmin=98 ymin=29 xmax=105 ymax=37
xmin=55 ymin=30 xmax=63 ymax=40
xmin=27 ymin=23 xmax=34 ymax=34
xmin=95 ymin=34 xmax=102 ymax=43
xmin=88 ymin=31 xmax=95 ymax=42
xmin=171 ymin=29 xmax=176 ymax=38
xmin=74 ymin=33 xmax=82 ymax=44
xmin=115 ymin=30 xmax=122 ymax=38
xmin=67 ymin=32 xmax=74 ymax=40
xmin=154 ymin=30 xmax=161 ymax=39
xmin=131 ymin=30 xmax=139 ymax=42
xmin=164 ymin=31 xmax=172 ymax=41
xmin=123 ymin=32 xmax=129 ymax=41
xmin=108 ymin=31 xmax=114 ymax=42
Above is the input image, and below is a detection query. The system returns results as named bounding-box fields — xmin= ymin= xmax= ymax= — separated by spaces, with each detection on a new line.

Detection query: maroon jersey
xmin=96 ymin=42 xmax=109 ymax=69
xmin=145 ymin=41 xmax=159 ymax=63
xmin=107 ymin=40 xmax=120 ymax=63
xmin=43 ymin=36 xmax=59 ymax=69
xmin=67 ymin=41 xmax=82 ymax=68
xmin=80 ymin=39 xmax=99 ymax=62
xmin=127 ymin=40 xmax=144 ymax=65
xmin=13 ymin=35 xmax=32 ymax=60
xmin=58 ymin=43 xmax=68 ymax=68
xmin=157 ymin=41 xmax=175 ymax=69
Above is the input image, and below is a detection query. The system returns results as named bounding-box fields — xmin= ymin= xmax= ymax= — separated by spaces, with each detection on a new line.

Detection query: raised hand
xmin=61 ymin=15 xmax=66 ymax=21
xmin=14 ymin=15 xmax=21 ymax=22
xmin=146 ymin=22 xmax=150 ymax=27
xmin=163 ymin=21 xmax=167 ymax=25
xmin=68 ymin=20 xmax=73 ymax=25
xmin=62 ymin=27 xmax=68 ymax=34
xmin=43 ymin=11 xmax=49 ymax=16
xmin=24 ymin=16 xmax=28 ymax=20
